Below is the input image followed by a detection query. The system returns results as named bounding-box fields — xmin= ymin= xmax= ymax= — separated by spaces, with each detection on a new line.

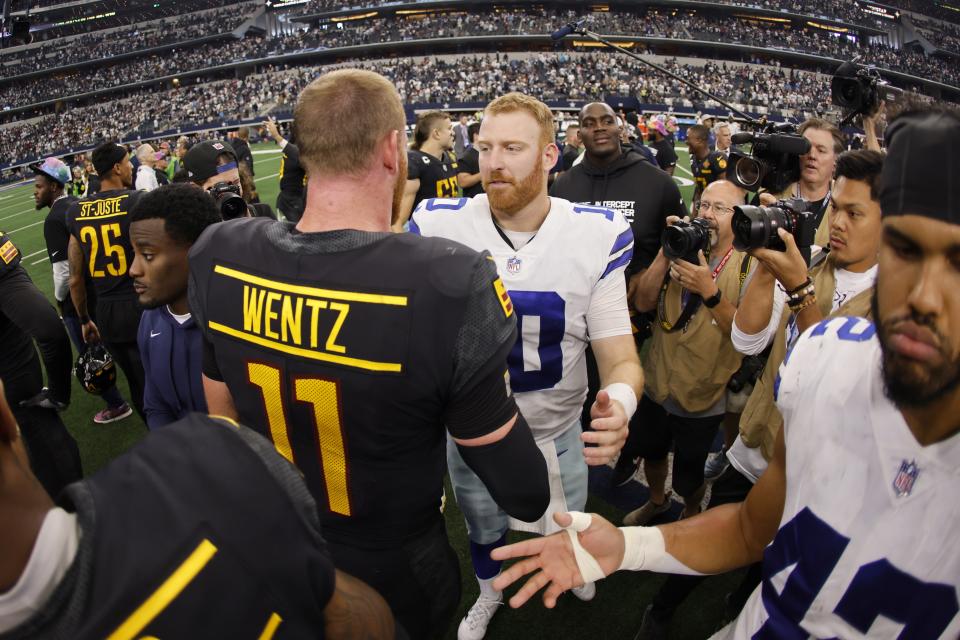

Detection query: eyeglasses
xmin=694 ymin=201 xmax=734 ymax=216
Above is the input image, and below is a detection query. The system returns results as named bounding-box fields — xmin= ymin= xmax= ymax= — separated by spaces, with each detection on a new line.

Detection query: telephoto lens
xmin=662 ymin=218 xmax=712 ymax=264
xmin=731 ymin=204 xmax=793 ymax=252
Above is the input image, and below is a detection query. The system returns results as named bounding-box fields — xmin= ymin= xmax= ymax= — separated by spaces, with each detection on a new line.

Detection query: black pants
xmin=648 ymin=465 xmax=762 ymax=622
xmin=3 ymin=358 xmax=82 ymax=498
xmin=630 ymin=395 xmax=722 ymax=499
xmin=327 ymin=520 xmax=461 ymax=640
xmin=277 ymin=190 xmax=305 ymax=223
xmin=97 ymin=297 xmax=146 ymax=420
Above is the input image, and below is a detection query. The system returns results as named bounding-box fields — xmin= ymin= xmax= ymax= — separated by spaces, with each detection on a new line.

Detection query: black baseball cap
xmin=184 ymin=140 xmax=239 ymax=183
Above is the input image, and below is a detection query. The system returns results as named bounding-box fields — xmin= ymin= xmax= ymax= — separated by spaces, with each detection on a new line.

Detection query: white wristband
xmin=603 ymin=382 xmax=637 ymax=420
xmin=618 ymin=526 xmax=706 ymax=575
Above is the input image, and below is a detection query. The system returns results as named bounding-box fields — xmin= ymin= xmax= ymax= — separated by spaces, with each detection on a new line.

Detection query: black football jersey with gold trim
xmin=188 ymin=218 xmax=516 ymax=548
xmin=65 ymin=189 xmax=142 ymax=300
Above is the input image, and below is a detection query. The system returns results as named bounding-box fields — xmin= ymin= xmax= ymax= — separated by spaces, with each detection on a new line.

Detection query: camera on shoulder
xmin=731 ymin=198 xmax=818 ymax=264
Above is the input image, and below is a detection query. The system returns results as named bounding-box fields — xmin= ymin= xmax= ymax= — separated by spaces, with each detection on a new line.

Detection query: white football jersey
xmin=719 ymin=316 xmax=960 ymax=639
xmin=412 ymin=195 xmax=633 ymax=442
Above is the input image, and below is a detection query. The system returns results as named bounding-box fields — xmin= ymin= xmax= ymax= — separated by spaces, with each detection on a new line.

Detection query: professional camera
xmin=727 ymin=353 xmax=768 ymax=393
xmin=209 ymin=182 xmax=247 ymax=220
xmin=662 ymin=217 xmax=712 ymax=264
xmin=727 ymin=124 xmax=811 ymax=194
xmin=832 ymin=61 xmax=903 ymax=123
xmin=732 ymin=198 xmax=818 ymax=264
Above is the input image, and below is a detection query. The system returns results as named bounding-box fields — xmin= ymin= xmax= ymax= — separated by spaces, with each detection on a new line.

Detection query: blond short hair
xmin=295 ymin=69 xmax=406 ymax=175
xmin=484 ymin=93 xmax=555 ymax=148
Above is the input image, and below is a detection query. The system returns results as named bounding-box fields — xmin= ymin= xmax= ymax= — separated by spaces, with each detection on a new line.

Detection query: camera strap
xmin=658 ymin=247 xmax=734 ymax=333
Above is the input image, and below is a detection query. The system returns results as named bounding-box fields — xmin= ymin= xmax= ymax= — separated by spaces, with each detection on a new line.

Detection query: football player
xmin=490 ymin=107 xmax=960 ymax=639
xmin=32 ymin=157 xmax=132 ymax=424
xmin=0 ymin=379 xmax=396 ymax=638
xmin=687 ymin=124 xmax=727 ymax=204
xmin=66 ymin=142 xmax=146 ymax=420
xmin=412 ymin=93 xmax=643 ymax=640
xmin=394 ymin=110 xmax=459 ymax=231
xmin=189 ymin=69 xmax=549 ymax=639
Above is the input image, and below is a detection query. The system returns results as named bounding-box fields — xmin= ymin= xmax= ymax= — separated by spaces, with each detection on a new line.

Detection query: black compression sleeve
xmin=456 ymin=411 xmax=549 ymax=523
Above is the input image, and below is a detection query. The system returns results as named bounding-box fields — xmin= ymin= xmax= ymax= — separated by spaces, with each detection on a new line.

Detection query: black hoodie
xmin=550 ymin=149 xmax=686 ymax=274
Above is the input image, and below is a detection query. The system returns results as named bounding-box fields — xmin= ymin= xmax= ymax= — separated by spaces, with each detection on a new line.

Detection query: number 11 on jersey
xmin=247 ymin=363 xmax=351 ymax=516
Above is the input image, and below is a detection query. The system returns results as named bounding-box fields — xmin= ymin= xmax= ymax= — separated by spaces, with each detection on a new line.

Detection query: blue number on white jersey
xmin=756 ymin=508 xmax=958 ymax=639
xmin=507 ymin=291 xmax=565 ymax=393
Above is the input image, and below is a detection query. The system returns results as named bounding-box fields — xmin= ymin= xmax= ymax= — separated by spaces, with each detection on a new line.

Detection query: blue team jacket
xmin=136 ymin=307 xmax=207 ymax=429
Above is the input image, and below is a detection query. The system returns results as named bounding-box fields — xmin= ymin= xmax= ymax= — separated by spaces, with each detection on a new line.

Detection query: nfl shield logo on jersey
xmin=893 ymin=459 xmax=919 ymax=498
xmin=507 ymin=256 xmax=522 ymax=274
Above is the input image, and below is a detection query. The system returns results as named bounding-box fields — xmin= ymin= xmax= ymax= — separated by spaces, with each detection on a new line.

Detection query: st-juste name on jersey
xmin=720 ymin=316 xmax=960 ymax=640
xmin=412 ymin=195 xmax=633 ymax=443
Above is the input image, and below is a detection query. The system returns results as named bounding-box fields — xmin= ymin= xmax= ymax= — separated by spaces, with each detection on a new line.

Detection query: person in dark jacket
xmin=551 ymin=101 xmax=685 ymax=448
xmin=129 ymin=184 xmax=221 ymax=429
xmin=232 ymin=126 xmax=255 ymax=177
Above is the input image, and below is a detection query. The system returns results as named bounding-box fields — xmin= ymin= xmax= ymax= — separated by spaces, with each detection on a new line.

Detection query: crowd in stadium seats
xmin=18 ymin=0 xmax=240 ymax=40
xmin=0 ymin=52 xmax=836 ymax=167
xmin=0 ymin=4 xmax=256 ymax=78
xmin=912 ymin=15 xmax=960 ymax=53
xmin=1 ymin=7 xmax=955 ymax=115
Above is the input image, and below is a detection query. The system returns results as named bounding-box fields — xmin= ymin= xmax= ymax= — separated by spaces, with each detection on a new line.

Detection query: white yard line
xmin=6 ymin=219 xmax=43 ymax=234
xmin=31 ymin=256 xmax=49 ymax=266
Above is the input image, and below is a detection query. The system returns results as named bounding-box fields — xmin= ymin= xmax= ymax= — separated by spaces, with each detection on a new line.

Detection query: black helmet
xmin=75 ymin=344 xmax=116 ymax=395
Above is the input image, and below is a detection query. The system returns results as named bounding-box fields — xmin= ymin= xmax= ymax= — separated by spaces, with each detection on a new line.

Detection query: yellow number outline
xmin=247 ymin=363 xmax=351 ymax=516
xmin=79 ymin=222 xmax=127 ymax=278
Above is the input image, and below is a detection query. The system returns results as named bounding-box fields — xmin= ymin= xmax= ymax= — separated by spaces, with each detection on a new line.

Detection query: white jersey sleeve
xmin=586 ymin=213 xmax=633 ymax=341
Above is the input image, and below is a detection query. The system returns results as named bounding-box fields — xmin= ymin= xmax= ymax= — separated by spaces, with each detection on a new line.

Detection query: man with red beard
xmin=189 ymin=71 xmax=549 ymax=639
xmin=412 ymin=93 xmax=643 ymax=640
xmin=487 ymin=106 xmax=960 ymax=640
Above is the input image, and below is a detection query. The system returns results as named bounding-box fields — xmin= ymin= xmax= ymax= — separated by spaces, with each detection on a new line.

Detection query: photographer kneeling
xmin=624 ymin=180 xmax=755 ymax=527
xmin=183 ymin=141 xmax=274 ymax=220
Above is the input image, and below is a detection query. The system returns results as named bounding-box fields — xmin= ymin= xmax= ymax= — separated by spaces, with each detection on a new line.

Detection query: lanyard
xmin=658 ymin=246 xmax=734 ymax=333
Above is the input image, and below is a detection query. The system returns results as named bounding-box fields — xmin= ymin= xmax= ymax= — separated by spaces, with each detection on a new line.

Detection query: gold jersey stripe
xmin=257 ymin=613 xmax=284 ymax=640
xmin=107 ymin=539 xmax=218 ymax=640
xmin=214 ymin=265 xmax=408 ymax=306
xmin=209 ymin=320 xmax=403 ymax=373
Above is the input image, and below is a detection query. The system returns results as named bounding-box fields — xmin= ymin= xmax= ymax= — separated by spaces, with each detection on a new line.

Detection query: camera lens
xmin=732 ymin=205 xmax=791 ymax=252
xmin=219 ymin=194 xmax=247 ymax=220
xmin=733 ymin=157 xmax=762 ymax=191
xmin=662 ymin=226 xmax=693 ymax=261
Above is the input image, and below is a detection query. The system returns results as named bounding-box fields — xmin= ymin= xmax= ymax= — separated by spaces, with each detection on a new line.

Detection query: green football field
xmin=4 ymin=143 xmax=741 ymax=640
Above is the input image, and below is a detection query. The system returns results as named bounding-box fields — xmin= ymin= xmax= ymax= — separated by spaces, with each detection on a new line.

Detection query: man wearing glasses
xmin=623 ymin=180 xmax=756 ymax=528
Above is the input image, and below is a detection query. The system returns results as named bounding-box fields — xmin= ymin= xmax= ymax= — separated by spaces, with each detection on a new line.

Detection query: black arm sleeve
xmin=455 ymin=410 xmax=549 ymax=523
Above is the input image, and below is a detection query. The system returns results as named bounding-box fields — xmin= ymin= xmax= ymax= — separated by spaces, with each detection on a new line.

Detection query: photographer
xmin=729 ymin=149 xmax=883 ymax=482
xmin=621 ymin=180 xmax=755 ymax=525
xmin=759 ymin=118 xmax=845 ymax=249
xmin=183 ymin=141 xmax=273 ymax=220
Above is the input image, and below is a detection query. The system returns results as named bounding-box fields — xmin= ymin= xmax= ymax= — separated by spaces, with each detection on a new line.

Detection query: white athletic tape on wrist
xmin=603 ymin=383 xmax=637 ymax=420
xmin=618 ymin=526 xmax=705 ymax=575
xmin=560 ymin=511 xmax=607 ymax=584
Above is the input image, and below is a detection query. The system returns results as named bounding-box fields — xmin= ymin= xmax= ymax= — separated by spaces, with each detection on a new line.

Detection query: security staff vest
xmin=645 ymin=249 xmax=751 ymax=413
xmin=738 ymin=256 xmax=873 ymax=460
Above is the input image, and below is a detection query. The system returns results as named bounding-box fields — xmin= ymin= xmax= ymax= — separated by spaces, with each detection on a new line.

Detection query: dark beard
xmin=871 ymin=288 xmax=960 ymax=408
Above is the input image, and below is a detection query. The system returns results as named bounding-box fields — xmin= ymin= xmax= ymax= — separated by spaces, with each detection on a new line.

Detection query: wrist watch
xmin=702 ymin=289 xmax=722 ymax=308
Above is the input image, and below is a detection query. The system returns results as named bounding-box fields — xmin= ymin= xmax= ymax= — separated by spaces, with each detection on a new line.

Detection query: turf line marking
xmin=22 ymin=248 xmax=47 ymax=259
xmin=7 ymin=219 xmax=43 ymax=234
xmin=254 ymin=172 xmax=280 ymax=183
xmin=31 ymin=256 xmax=49 ymax=266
